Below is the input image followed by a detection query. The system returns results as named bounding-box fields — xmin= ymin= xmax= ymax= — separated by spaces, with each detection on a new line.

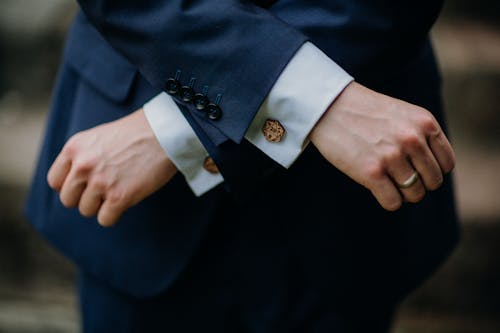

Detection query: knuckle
xmin=63 ymin=134 xmax=81 ymax=155
xmin=400 ymin=130 xmax=422 ymax=150
xmin=89 ymin=176 xmax=107 ymax=192
xmin=366 ymin=162 xmax=385 ymax=181
xmin=61 ymin=142 xmax=75 ymax=157
xmin=382 ymin=146 xmax=403 ymax=164
xmin=417 ymin=111 xmax=439 ymax=133
xmin=73 ymin=158 xmax=95 ymax=176
xmin=107 ymin=189 xmax=129 ymax=208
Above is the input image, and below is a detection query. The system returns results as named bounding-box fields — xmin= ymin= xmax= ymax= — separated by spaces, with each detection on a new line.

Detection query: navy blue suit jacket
xmin=27 ymin=0 xmax=458 ymax=304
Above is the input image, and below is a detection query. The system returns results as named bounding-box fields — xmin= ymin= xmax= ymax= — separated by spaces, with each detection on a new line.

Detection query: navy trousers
xmin=79 ymin=205 xmax=396 ymax=333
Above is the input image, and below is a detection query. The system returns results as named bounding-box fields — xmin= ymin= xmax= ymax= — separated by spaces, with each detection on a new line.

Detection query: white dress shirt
xmin=144 ymin=42 xmax=353 ymax=196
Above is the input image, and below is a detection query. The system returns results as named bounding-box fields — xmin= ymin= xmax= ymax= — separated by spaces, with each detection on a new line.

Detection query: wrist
xmin=309 ymin=81 xmax=357 ymax=146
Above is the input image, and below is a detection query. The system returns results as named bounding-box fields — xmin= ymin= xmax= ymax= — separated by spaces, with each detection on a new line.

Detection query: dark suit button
xmin=193 ymin=93 xmax=209 ymax=111
xmin=207 ymin=103 xmax=222 ymax=120
xmin=165 ymin=78 xmax=180 ymax=95
xmin=180 ymin=86 xmax=194 ymax=102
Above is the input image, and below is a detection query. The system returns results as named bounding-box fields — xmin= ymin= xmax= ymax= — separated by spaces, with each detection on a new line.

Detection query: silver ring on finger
xmin=397 ymin=172 xmax=419 ymax=189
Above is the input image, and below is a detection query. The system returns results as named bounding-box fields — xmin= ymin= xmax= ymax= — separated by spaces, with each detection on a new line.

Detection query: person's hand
xmin=47 ymin=108 xmax=177 ymax=226
xmin=310 ymin=82 xmax=455 ymax=211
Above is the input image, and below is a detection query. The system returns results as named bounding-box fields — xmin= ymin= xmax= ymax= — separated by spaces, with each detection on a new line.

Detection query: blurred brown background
xmin=0 ymin=1 xmax=499 ymax=332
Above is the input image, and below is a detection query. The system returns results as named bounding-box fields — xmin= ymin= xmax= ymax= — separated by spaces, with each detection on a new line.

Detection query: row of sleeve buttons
xmin=165 ymin=77 xmax=222 ymax=120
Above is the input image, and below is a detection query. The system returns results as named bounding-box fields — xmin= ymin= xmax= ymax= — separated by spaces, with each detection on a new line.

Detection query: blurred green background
xmin=0 ymin=1 xmax=499 ymax=332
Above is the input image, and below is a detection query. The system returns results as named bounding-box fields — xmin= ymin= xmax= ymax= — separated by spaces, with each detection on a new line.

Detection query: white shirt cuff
xmin=245 ymin=42 xmax=354 ymax=168
xmin=143 ymin=42 xmax=352 ymax=195
xmin=143 ymin=93 xmax=224 ymax=196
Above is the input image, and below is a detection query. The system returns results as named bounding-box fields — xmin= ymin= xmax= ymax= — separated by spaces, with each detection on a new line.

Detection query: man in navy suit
xmin=27 ymin=1 xmax=459 ymax=332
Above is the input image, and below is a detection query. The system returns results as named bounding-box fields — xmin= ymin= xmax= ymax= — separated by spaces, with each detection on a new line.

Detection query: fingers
xmin=372 ymin=136 xmax=453 ymax=211
xmin=78 ymin=178 xmax=127 ymax=223
xmin=386 ymin=158 xmax=426 ymax=203
xmin=415 ymin=111 xmax=455 ymax=174
xmin=58 ymin=166 xmax=87 ymax=208
xmin=48 ymin=147 xmax=121 ymax=223
xmin=79 ymin=185 xmax=104 ymax=218
xmin=57 ymin=155 xmax=93 ymax=208
xmin=369 ymin=175 xmax=403 ymax=211
xmin=59 ymin=169 xmax=125 ymax=226
xmin=428 ymin=131 xmax=456 ymax=174
xmin=374 ymin=130 xmax=452 ymax=208
xmin=60 ymin=173 xmax=125 ymax=226
xmin=408 ymin=143 xmax=443 ymax=191
xmin=47 ymin=153 xmax=72 ymax=191
xmin=97 ymin=196 xmax=127 ymax=227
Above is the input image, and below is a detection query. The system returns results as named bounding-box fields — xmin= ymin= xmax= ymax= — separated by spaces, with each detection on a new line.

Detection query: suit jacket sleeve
xmin=76 ymin=0 xmax=316 ymax=196
xmin=77 ymin=0 xmax=308 ymax=146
